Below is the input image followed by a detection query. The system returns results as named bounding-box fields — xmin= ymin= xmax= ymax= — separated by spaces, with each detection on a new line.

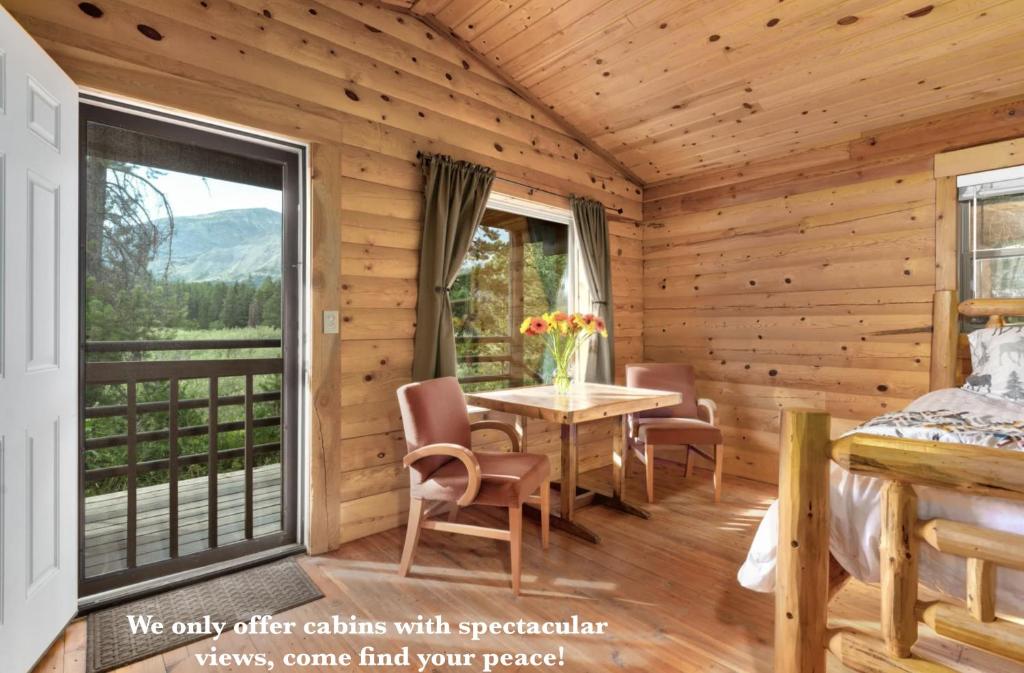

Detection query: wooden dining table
xmin=465 ymin=382 xmax=682 ymax=544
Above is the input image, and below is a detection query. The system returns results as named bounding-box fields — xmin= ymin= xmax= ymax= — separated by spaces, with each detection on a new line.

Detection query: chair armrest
xmin=470 ymin=420 xmax=521 ymax=453
xmin=697 ymin=398 xmax=717 ymax=426
xmin=403 ymin=444 xmax=482 ymax=506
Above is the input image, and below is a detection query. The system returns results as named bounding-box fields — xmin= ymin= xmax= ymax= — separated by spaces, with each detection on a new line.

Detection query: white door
xmin=0 ymin=6 xmax=79 ymax=672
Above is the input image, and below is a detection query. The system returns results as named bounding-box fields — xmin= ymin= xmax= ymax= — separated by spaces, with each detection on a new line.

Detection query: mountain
xmin=151 ymin=208 xmax=281 ymax=283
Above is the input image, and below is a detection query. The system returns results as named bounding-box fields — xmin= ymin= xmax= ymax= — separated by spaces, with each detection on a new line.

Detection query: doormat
xmin=86 ymin=556 xmax=323 ymax=673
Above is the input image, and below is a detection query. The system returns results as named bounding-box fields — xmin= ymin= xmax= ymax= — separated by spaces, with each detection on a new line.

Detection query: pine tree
xmin=1006 ymin=370 xmax=1024 ymax=401
xmin=208 ymin=282 xmax=228 ymax=328
xmin=261 ymin=279 xmax=281 ymax=329
xmin=254 ymin=278 xmax=280 ymax=328
xmin=220 ymin=282 xmax=251 ymax=328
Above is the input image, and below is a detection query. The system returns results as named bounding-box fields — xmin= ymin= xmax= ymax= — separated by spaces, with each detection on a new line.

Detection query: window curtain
xmin=412 ymin=153 xmax=495 ymax=381
xmin=570 ymin=196 xmax=615 ymax=383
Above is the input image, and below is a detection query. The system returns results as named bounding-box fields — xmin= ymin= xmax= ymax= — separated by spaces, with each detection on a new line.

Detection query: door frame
xmin=76 ymin=95 xmax=309 ymax=601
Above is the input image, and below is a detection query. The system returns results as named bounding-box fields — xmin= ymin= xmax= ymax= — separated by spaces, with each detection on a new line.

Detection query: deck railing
xmin=82 ymin=339 xmax=282 ymax=572
xmin=456 ymin=335 xmax=523 ymax=385
xmin=457 ymin=335 xmax=513 ymax=384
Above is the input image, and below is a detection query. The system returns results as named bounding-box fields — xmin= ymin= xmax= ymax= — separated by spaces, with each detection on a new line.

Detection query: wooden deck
xmin=41 ymin=464 xmax=1019 ymax=672
xmin=84 ymin=464 xmax=283 ymax=578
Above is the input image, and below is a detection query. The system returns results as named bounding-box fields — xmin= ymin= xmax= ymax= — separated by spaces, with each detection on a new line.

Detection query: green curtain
xmin=412 ymin=154 xmax=495 ymax=381
xmin=571 ymin=195 xmax=615 ymax=384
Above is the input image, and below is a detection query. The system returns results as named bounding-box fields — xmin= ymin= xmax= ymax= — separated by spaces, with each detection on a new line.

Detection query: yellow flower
xmin=519 ymin=317 xmax=532 ymax=334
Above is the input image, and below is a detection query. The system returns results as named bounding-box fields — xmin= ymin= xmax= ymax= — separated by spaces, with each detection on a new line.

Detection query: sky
xmin=142 ymin=167 xmax=282 ymax=218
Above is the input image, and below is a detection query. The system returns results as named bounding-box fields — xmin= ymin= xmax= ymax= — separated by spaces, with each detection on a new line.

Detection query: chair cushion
xmin=635 ymin=417 xmax=722 ymax=446
xmin=412 ymin=451 xmax=551 ymax=507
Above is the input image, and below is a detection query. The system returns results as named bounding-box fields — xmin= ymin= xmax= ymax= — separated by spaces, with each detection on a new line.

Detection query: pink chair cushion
xmin=625 ymin=363 xmax=700 ymax=419
xmin=413 ymin=451 xmax=550 ymax=507
xmin=635 ymin=417 xmax=722 ymax=446
xmin=397 ymin=377 xmax=472 ymax=477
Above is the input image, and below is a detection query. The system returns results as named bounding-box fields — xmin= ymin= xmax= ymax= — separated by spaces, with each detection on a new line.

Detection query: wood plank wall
xmin=6 ymin=0 xmax=643 ymax=551
xmin=642 ymin=95 xmax=1024 ymax=484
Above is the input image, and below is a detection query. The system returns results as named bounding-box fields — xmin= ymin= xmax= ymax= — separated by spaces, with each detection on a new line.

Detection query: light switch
xmin=323 ymin=310 xmax=339 ymax=334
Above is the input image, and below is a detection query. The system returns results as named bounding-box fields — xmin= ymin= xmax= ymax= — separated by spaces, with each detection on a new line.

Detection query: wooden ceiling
xmin=384 ymin=0 xmax=1024 ymax=186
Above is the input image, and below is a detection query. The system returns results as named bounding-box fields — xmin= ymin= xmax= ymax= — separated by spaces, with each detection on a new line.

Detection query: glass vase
xmin=553 ymin=367 xmax=572 ymax=394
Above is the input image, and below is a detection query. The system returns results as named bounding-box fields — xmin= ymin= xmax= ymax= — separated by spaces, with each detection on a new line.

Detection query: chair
xmin=395 ymin=377 xmax=550 ymax=594
xmin=624 ymin=363 xmax=724 ymax=503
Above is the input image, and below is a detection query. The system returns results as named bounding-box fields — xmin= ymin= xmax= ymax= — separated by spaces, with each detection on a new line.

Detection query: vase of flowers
xmin=519 ymin=311 xmax=608 ymax=394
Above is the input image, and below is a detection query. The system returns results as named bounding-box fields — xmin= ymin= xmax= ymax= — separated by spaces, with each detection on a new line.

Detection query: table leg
xmin=525 ymin=417 xmax=648 ymax=545
xmin=612 ymin=415 xmax=625 ymax=501
xmin=590 ymin=414 xmax=652 ymax=520
xmin=559 ymin=423 xmax=578 ymax=522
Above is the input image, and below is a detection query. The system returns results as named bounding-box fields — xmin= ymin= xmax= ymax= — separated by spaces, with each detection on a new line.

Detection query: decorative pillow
xmin=964 ymin=325 xmax=1024 ymax=402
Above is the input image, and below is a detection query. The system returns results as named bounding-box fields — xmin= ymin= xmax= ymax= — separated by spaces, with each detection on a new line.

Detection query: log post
xmin=930 ymin=289 xmax=959 ymax=391
xmin=776 ymin=409 xmax=832 ymax=673
xmin=881 ymin=481 xmax=919 ymax=657
xmin=966 ymin=558 xmax=996 ymax=623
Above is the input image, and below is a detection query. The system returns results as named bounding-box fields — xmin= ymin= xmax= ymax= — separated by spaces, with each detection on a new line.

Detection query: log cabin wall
xmin=642 ymin=95 xmax=1024 ymax=485
xmin=7 ymin=0 xmax=643 ymax=551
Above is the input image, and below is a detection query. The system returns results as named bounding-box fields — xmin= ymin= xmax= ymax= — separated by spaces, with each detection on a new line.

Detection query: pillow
xmin=964 ymin=324 xmax=1024 ymax=402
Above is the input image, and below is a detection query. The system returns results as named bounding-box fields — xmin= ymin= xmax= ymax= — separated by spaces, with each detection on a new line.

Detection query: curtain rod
xmin=416 ymin=151 xmax=624 ymax=215
xmin=493 ymin=176 xmax=625 ymax=216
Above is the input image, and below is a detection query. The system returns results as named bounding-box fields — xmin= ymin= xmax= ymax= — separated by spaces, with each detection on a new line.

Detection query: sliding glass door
xmin=79 ymin=103 xmax=301 ymax=596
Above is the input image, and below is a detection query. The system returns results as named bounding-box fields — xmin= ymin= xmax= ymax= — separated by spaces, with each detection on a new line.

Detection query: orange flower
xmin=528 ymin=317 xmax=549 ymax=335
xmin=520 ymin=312 xmax=607 ymax=339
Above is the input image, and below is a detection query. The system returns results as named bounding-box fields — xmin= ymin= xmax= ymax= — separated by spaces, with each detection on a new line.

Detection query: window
xmin=958 ymin=165 xmax=1024 ymax=324
xmin=452 ymin=194 xmax=583 ymax=391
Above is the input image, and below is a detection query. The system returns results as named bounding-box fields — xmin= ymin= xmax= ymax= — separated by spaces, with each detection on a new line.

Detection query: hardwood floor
xmin=32 ymin=464 xmax=1020 ymax=672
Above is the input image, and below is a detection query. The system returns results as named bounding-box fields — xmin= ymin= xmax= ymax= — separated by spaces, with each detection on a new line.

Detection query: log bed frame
xmin=776 ymin=290 xmax=1024 ymax=673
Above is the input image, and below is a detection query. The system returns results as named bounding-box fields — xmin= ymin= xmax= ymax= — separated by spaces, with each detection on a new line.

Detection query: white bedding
xmin=738 ymin=388 xmax=1024 ymax=616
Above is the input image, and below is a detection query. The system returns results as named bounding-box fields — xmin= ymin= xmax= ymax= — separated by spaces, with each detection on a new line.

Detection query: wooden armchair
xmin=625 ymin=363 xmax=725 ymax=503
xmin=396 ymin=377 xmax=550 ymax=594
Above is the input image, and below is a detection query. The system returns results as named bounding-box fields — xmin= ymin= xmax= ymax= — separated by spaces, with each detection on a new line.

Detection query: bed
xmin=747 ymin=291 xmax=1024 ymax=673
xmin=740 ymin=388 xmax=1024 ymax=611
